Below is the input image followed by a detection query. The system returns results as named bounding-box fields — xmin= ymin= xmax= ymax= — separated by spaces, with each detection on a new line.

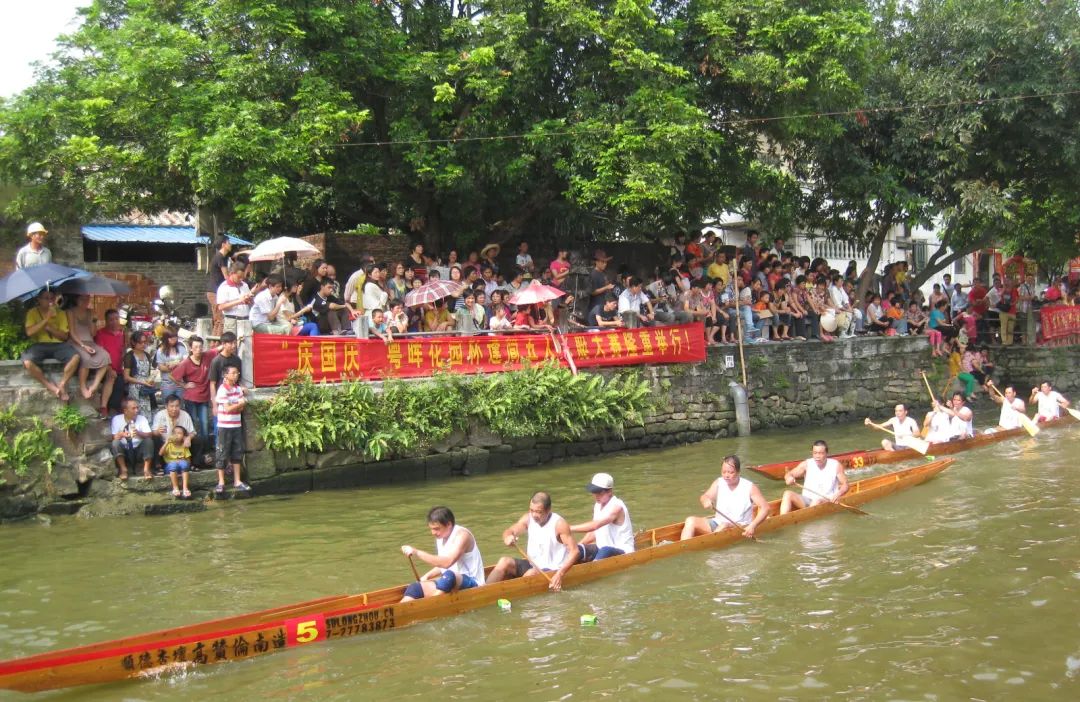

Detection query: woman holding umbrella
xmin=64 ymin=294 xmax=116 ymax=411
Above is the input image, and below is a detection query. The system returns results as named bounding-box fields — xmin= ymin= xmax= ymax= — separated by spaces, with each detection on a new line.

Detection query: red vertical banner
xmin=252 ymin=323 xmax=707 ymax=387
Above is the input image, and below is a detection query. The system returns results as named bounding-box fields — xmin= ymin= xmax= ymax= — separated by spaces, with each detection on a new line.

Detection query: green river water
xmin=2 ymin=418 xmax=1079 ymax=701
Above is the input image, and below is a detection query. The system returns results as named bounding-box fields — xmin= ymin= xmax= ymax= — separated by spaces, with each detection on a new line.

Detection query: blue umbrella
xmin=0 ymin=263 xmax=91 ymax=304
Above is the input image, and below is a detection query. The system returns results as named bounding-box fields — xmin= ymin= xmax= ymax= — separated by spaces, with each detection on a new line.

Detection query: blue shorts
xmin=403 ymin=571 xmax=479 ymax=599
xmin=166 ymin=460 xmax=190 ymax=474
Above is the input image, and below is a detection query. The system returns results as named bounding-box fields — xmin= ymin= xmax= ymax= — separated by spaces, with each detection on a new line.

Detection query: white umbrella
xmin=245 ymin=236 xmax=321 ymax=262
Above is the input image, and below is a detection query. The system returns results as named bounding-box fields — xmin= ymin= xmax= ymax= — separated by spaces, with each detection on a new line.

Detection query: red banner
xmin=1040 ymin=305 xmax=1080 ymax=342
xmin=252 ymin=323 xmax=707 ymax=387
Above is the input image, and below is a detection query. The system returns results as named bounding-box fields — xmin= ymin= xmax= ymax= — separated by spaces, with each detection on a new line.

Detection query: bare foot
xmin=81 ymin=387 xmax=93 ymax=400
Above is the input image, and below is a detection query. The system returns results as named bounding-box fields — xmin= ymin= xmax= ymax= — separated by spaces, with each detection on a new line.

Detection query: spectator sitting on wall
xmin=489 ymin=303 xmax=513 ymax=331
xmin=515 ymin=241 xmax=534 ymax=274
xmin=94 ymin=308 xmax=128 ymax=413
xmin=216 ymin=263 xmax=256 ymax=337
xmin=512 ymin=303 xmax=547 ymax=330
xmin=282 ymin=277 xmax=319 ymax=336
xmin=865 ymin=293 xmax=891 ymax=334
xmin=423 ymin=298 xmax=455 ymax=332
xmin=22 ymin=289 xmax=80 ymax=402
xmin=683 ymin=279 xmax=718 ymax=344
xmin=308 ymin=279 xmax=353 ymax=335
xmin=64 ymin=293 xmax=116 ymax=412
xmin=111 ymin=398 xmax=153 ymax=481
xmin=906 ymin=302 xmax=928 ymax=336
xmin=618 ymin=276 xmax=656 ymax=328
xmin=250 ymin=275 xmax=293 ymax=335
xmin=160 ymin=426 xmax=193 ymax=498
xmin=368 ymin=309 xmax=392 ymax=343
xmin=299 ymin=259 xmax=329 ymax=305
xmin=15 ymin=222 xmax=52 ymax=269
xmin=387 ymin=301 xmax=409 ymax=336
xmin=152 ymin=395 xmax=201 ymax=471
xmin=589 ymin=294 xmax=623 ymax=328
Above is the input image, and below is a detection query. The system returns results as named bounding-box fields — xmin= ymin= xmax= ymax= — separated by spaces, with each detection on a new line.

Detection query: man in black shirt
xmin=206 ymin=237 xmax=232 ymax=338
xmin=208 ymin=331 xmax=243 ymax=402
xmin=588 ymin=294 xmax=623 ymax=328
xmin=310 ymin=280 xmax=353 ymax=335
xmin=588 ymin=249 xmax=615 ymax=311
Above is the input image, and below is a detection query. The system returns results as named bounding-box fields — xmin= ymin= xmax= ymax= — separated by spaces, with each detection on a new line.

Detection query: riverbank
xmin=2 ymin=337 xmax=1077 ymax=521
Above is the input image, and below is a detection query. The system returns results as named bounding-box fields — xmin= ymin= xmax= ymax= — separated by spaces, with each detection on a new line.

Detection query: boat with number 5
xmin=0 ymin=458 xmax=954 ymax=693
xmin=749 ymin=414 xmax=1076 ymax=480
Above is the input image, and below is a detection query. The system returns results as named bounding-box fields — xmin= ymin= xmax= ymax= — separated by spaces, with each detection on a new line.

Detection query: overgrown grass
xmin=254 ymin=366 xmax=653 ymax=459
xmin=0 ymin=407 xmax=65 ymax=485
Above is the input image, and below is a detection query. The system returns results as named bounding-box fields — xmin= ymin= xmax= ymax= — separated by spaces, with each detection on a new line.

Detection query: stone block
xmin=507 ymin=437 xmax=536 ymax=450
xmin=145 ymin=501 xmax=207 ymax=516
xmin=39 ymin=500 xmax=88 ymax=516
xmin=462 ymin=447 xmax=489 ymax=475
xmin=245 ymin=451 xmax=277 ymax=481
xmin=314 ymin=449 xmax=361 ymax=470
xmin=468 ymin=421 xmax=503 ymax=448
xmin=387 ymin=459 xmax=427 ymax=484
xmin=510 ymin=449 xmax=540 ymax=467
xmin=50 ymin=464 xmax=80 ymax=498
xmin=312 ymin=464 xmax=368 ymax=491
xmin=274 ymin=452 xmax=307 ymax=472
xmin=431 ymin=428 xmax=467 ymax=454
xmin=424 ymin=453 xmax=455 ymax=479
xmin=0 ymin=496 xmax=37 ymax=521
xmin=567 ymin=442 xmax=600 ymax=457
xmin=253 ymin=470 xmax=313 ymax=494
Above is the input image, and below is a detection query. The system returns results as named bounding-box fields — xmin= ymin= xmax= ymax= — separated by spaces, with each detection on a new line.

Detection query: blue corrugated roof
xmin=82 ymin=225 xmax=250 ymax=246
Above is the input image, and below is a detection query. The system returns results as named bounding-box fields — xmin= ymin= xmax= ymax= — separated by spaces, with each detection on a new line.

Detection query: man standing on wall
xmin=206 ymin=237 xmax=232 ymax=338
xmin=15 ymin=222 xmax=52 ymax=269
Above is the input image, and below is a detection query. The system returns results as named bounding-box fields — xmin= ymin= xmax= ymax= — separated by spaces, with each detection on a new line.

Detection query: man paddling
xmin=569 ymin=473 xmax=635 ymax=561
xmin=1029 ymin=381 xmax=1070 ymax=422
xmin=487 ymin=492 xmax=578 ymax=592
xmin=933 ymin=392 xmax=974 ymax=440
xmin=780 ymin=440 xmax=850 ymax=515
xmin=865 ymin=404 xmax=920 ymax=451
xmin=680 ymin=455 xmax=769 ymax=540
xmin=400 ymin=506 xmax=486 ymax=602
xmin=986 ymin=381 xmax=1026 ymax=432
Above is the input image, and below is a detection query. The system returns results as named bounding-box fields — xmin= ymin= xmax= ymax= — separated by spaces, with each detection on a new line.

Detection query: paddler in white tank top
xmin=779 ymin=440 xmax=850 ymax=515
xmin=400 ymin=506 xmax=485 ymax=602
xmin=987 ymin=382 xmax=1027 ymax=432
xmin=1029 ymin=381 xmax=1070 ymax=422
xmin=680 ymin=455 xmax=770 ymax=541
xmin=570 ymin=472 xmax=636 ymax=561
xmin=936 ymin=392 xmax=974 ymax=439
xmin=922 ymin=402 xmax=954 ymax=444
xmin=486 ymin=491 xmax=578 ymax=592
xmin=865 ymin=404 xmax=921 ymax=451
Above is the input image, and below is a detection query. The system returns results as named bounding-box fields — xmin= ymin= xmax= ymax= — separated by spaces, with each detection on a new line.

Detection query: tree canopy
xmin=0 ymin=0 xmax=1076 ymax=271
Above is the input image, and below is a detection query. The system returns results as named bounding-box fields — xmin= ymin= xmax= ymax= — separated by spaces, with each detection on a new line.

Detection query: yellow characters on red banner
xmin=252 ymin=324 xmax=705 ymax=387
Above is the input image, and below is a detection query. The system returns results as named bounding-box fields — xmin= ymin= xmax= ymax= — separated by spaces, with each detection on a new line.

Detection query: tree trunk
xmin=855 ymin=212 xmax=894 ymax=304
xmin=910 ymin=234 xmax=994 ymax=291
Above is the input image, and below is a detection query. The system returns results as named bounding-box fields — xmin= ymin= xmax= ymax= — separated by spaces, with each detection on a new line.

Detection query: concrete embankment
xmin=2 ymin=338 xmax=1076 ymax=521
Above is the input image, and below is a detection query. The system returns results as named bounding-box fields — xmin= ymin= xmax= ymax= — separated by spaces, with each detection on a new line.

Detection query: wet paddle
xmin=797 ymin=484 xmax=870 ymax=516
xmin=406 ymin=553 xmax=421 ymax=582
xmin=920 ymin=370 xmax=937 ymax=405
xmin=513 ymin=541 xmax=553 ymax=583
xmin=986 ymin=382 xmax=1040 ymax=437
xmin=867 ymin=421 xmax=931 ymax=454
xmin=705 ymin=500 xmax=762 ymax=542
xmin=1066 ymin=407 xmax=1080 ymax=421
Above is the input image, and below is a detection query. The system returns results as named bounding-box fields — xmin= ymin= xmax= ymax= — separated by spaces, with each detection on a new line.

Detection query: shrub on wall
xmin=254 ymin=366 xmax=651 ymax=459
xmin=0 ymin=303 xmax=30 ymax=361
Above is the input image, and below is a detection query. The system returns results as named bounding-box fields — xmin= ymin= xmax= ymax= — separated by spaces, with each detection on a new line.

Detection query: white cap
xmin=586 ymin=472 xmax=614 ymax=493
xmin=26 ymin=222 xmax=48 ymax=236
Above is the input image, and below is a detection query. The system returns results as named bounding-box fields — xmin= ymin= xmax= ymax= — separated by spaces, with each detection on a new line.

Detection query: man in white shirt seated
xmin=249 ymin=275 xmax=293 ymax=335
xmin=617 ymin=277 xmax=656 ymax=327
xmin=110 ymin=398 xmax=154 ymax=480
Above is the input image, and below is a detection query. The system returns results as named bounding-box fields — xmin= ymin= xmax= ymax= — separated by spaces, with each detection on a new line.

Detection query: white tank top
xmin=890 ymin=417 xmax=920 ymax=441
xmin=1035 ymin=391 xmax=1063 ymax=418
xmin=436 ymin=524 xmax=485 ymax=585
xmin=999 ymin=399 xmax=1024 ymax=429
xmin=803 ymin=458 xmax=840 ymax=506
xmin=949 ymin=412 xmax=974 ymax=438
xmin=926 ymin=411 xmax=953 ymax=443
xmin=714 ymin=477 xmax=755 ymax=525
xmin=527 ymin=512 xmax=568 ymax=571
xmin=594 ymin=496 xmax=635 ymax=553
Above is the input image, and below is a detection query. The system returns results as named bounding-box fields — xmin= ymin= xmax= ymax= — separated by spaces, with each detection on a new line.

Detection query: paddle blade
xmin=1017 ymin=413 xmax=1040 ymax=437
xmin=1067 ymin=407 xmax=1080 ymax=421
xmin=908 ymin=436 xmax=931 ymax=454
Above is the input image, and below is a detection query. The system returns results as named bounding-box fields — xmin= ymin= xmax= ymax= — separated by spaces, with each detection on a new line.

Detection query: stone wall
xmin=3 ymin=339 xmax=1077 ymax=520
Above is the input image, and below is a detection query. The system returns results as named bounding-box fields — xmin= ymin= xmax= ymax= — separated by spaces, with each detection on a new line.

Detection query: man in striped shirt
xmin=214 ymin=365 xmax=250 ymax=493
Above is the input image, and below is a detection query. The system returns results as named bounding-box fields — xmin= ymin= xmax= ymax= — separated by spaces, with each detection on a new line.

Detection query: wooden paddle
xmin=866 ymin=421 xmax=931 ymax=454
xmin=1066 ymin=407 xmax=1080 ymax=421
xmin=920 ymin=370 xmax=938 ymax=405
xmin=406 ymin=553 xmax=422 ymax=582
xmin=797 ymin=484 xmax=870 ymax=516
xmin=986 ymin=383 xmax=1040 ymax=437
xmin=705 ymin=499 xmax=762 ymax=542
xmin=513 ymin=541 xmax=554 ymax=584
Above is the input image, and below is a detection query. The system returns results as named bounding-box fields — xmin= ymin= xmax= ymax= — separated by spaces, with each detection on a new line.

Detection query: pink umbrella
xmin=507 ymin=284 xmax=566 ymax=306
xmin=404 ymin=279 xmax=466 ymax=307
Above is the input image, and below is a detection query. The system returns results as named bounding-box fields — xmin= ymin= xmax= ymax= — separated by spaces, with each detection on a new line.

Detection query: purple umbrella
xmin=404 ymin=280 xmax=466 ymax=308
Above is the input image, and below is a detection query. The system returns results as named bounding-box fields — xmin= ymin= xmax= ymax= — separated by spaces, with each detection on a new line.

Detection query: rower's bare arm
xmin=746 ymin=485 xmax=771 ymax=536
xmin=700 ymin=480 xmax=720 ymax=509
xmin=550 ymin=522 xmax=579 ymax=592
xmin=502 ymin=514 xmax=529 ymax=546
xmin=836 ymin=466 xmax=850 ymax=498
xmin=784 ymin=461 xmax=808 ymax=485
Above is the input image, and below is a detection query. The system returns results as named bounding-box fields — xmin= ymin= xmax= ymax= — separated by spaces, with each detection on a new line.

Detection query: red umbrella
xmin=507 ymin=283 xmax=565 ymax=306
xmin=404 ymin=279 xmax=465 ymax=307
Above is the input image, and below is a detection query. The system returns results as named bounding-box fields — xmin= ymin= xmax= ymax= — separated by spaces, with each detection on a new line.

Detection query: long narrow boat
xmin=0 ymin=458 xmax=954 ymax=693
xmin=750 ymin=414 xmax=1076 ymax=480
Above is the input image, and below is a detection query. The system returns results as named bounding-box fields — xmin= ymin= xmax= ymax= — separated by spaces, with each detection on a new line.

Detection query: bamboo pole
xmin=733 ymin=259 xmax=748 ymax=388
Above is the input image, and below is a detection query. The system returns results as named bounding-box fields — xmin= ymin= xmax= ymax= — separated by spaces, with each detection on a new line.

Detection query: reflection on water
xmin=1 ymin=420 xmax=1079 ymax=701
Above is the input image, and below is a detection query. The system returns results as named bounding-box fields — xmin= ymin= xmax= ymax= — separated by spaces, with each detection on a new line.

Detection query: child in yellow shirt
xmin=160 ymin=426 xmax=192 ymax=498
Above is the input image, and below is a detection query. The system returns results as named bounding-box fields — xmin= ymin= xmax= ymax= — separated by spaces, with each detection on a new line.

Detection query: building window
xmin=810 ymin=239 xmax=869 ymax=260
xmin=954 ymin=256 xmax=967 ymax=274
xmin=913 ymin=241 xmax=929 ymax=271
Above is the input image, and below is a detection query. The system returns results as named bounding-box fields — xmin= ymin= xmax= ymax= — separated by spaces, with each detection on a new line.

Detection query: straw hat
xmin=480 ymin=243 xmax=501 ymax=258
xmin=26 ymin=222 xmax=48 ymax=236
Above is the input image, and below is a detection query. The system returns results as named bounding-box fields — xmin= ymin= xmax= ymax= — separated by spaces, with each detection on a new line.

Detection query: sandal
xmin=98 ymin=407 xmax=109 ymax=421
xmin=181 ymin=489 xmax=192 ymax=499
xmin=214 ymin=484 xmax=225 ymax=494
xmin=234 ymin=482 xmax=251 ymax=492
xmin=172 ymin=488 xmax=181 ymax=497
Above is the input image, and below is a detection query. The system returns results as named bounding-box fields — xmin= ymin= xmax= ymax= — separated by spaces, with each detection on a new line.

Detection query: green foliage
xmin=52 ymin=405 xmax=89 ymax=435
xmin=0 ymin=304 xmax=30 ymax=362
xmin=0 ymin=417 xmax=65 ymax=484
xmin=254 ymin=366 xmax=651 ymax=458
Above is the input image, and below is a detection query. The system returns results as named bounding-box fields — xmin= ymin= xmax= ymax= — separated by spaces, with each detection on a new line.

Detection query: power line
xmin=338 ymin=88 xmax=1080 ymax=148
